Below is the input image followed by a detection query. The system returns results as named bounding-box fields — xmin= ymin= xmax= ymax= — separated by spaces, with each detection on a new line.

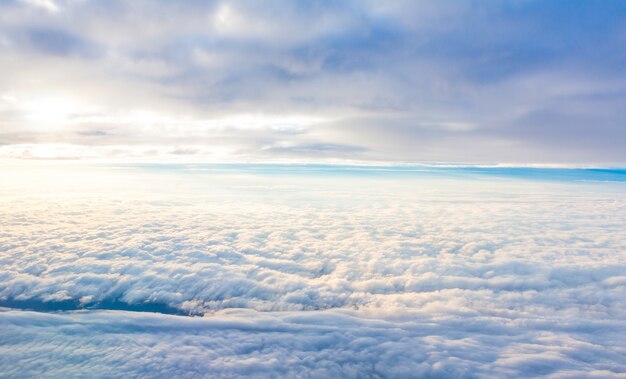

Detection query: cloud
xmin=0 ymin=164 xmax=626 ymax=376
xmin=262 ymin=142 xmax=367 ymax=157
xmin=22 ymin=27 xmax=97 ymax=57
xmin=0 ymin=1 xmax=625 ymax=163
xmin=2 ymin=307 xmax=625 ymax=378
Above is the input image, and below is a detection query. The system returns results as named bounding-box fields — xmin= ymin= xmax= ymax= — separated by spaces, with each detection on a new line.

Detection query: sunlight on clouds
xmin=213 ymin=4 xmax=247 ymax=36
xmin=1 ymin=1 xmax=625 ymax=163
xmin=0 ymin=110 xmax=331 ymax=161
xmin=1 ymin=163 xmax=625 ymax=377
xmin=1 ymin=143 xmax=87 ymax=159
xmin=22 ymin=96 xmax=87 ymax=126
xmin=0 ymin=92 xmax=101 ymax=132
xmin=0 ymin=143 xmax=241 ymax=161
xmin=1 ymin=0 xmax=626 ymax=376
xmin=69 ymin=111 xmax=327 ymax=132
xmin=205 ymin=113 xmax=328 ymax=131
xmin=213 ymin=3 xmax=276 ymax=40
xmin=0 ymin=93 xmax=17 ymax=104
xmin=19 ymin=0 xmax=59 ymax=13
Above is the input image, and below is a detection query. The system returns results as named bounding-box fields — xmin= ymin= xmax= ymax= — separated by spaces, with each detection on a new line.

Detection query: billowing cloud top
xmin=1 ymin=164 xmax=626 ymax=377
xmin=1 ymin=0 xmax=626 ymax=164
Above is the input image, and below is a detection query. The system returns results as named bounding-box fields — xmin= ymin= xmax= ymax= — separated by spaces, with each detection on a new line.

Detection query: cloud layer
xmin=1 ymin=164 xmax=626 ymax=377
xmin=2 ymin=308 xmax=626 ymax=379
xmin=1 ymin=1 xmax=626 ymax=163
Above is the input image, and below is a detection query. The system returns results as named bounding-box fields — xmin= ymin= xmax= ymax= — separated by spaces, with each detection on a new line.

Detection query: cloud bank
xmin=1 ymin=164 xmax=626 ymax=377
xmin=2 ymin=308 xmax=625 ymax=379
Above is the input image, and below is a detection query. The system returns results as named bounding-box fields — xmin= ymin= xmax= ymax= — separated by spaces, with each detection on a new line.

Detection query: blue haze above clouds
xmin=0 ymin=0 xmax=625 ymax=163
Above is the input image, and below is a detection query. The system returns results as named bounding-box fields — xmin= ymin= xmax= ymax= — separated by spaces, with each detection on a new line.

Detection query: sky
xmin=1 ymin=0 xmax=626 ymax=164
xmin=2 ymin=2 xmax=626 ymax=377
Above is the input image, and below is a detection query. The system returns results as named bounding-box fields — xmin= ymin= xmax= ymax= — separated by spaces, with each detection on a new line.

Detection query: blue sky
xmin=1 ymin=0 xmax=626 ymax=164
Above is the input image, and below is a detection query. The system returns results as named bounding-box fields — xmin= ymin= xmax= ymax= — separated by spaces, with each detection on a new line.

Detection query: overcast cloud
xmin=1 ymin=1 xmax=626 ymax=163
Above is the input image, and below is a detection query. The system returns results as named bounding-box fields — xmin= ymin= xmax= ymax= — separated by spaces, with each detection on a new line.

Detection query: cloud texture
xmin=1 ymin=164 xmax=626 ymax=377
xmin=1 ymin=1 xmax=626 ymax=163
xmin=2 ymin=308 xmax=626 ymax=379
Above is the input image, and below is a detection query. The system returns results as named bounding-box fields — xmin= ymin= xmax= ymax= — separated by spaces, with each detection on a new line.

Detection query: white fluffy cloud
xmin=1 ymin=163 xmax=626 ymax=377
xmin=2 ymin=308 xmax=625 ymax=379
